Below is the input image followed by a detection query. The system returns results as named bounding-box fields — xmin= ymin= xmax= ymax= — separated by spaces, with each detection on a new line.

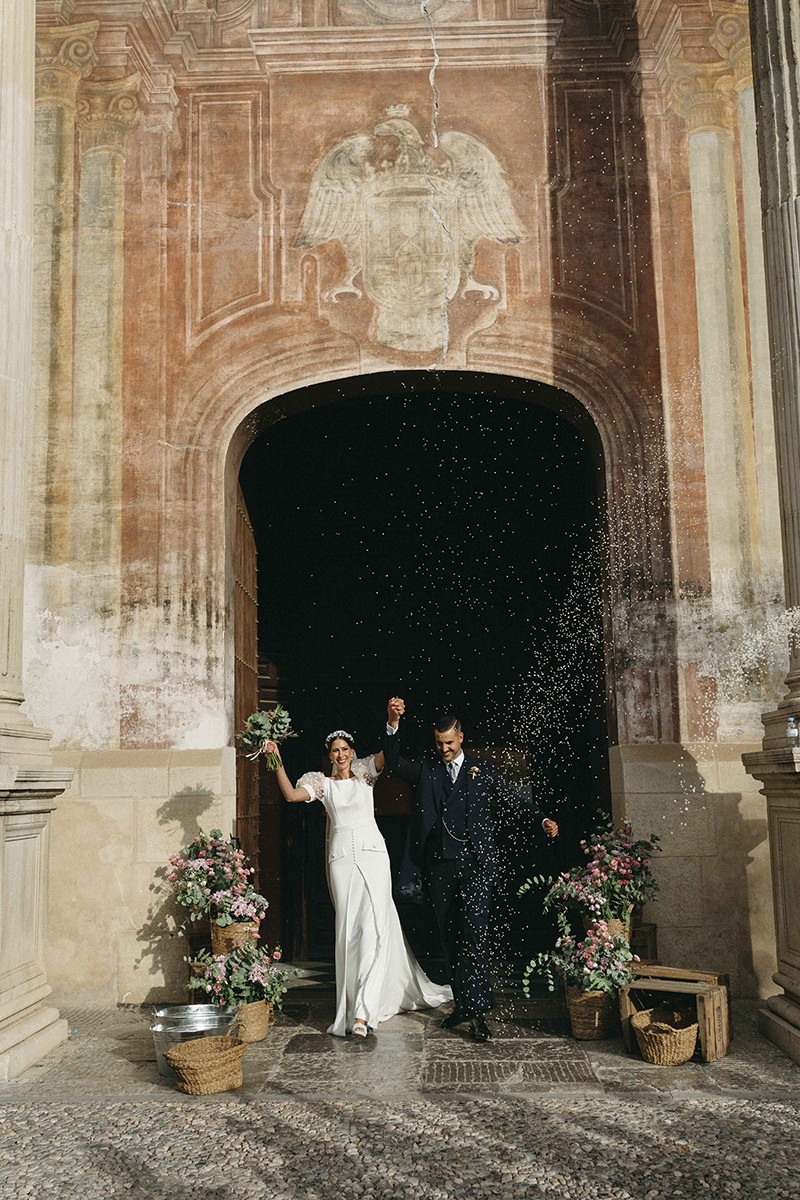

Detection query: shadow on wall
xmin=133 ymin=786 xmax=219 ymax=1004
xmin=709 ymin=788 xmax=769 ymax=996
xmin=157 ymin=784 xmax=218 ymax=837
xmin=637 ymin=747 xmax=770 ymax=996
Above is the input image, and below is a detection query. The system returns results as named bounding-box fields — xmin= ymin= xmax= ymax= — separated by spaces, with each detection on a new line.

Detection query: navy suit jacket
xmin=384 ymin=733 xmax=548 ymax=881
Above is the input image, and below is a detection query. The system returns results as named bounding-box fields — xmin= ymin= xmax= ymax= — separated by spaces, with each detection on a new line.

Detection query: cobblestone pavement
xmin=1 ymin=990 xmax=798 ymax=1199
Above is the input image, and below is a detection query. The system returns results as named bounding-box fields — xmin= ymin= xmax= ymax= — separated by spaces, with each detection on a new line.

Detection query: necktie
xmin=449 ymin=761 xmax=458 ymax=783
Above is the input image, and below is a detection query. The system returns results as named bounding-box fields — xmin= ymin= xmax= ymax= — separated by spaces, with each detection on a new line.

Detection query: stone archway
xmin=234 ymin=369 xmax=616 ymax=960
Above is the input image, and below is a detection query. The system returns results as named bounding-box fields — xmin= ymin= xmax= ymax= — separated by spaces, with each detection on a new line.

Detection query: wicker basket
xmin=210 ymin=921 xmax=258 ymax=955
xmin=237 ymin=999 xmax=275 ymax=1043
xmin=583 ymin=905 xmax=633 ymax=943
xmin=631 ymin=1007 xmax=698 ymax=1066
xmin=565 ymin=985 xmax=620 ymax=1040
xmin=164 ymin=1033 xmax=247 ymax=1095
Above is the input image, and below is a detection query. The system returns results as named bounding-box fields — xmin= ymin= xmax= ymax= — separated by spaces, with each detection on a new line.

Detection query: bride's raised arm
xmin=262 ymin=740 xmax=316 ymax=803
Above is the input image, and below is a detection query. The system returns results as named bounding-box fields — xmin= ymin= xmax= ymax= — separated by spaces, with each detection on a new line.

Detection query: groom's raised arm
xmin=383 ymin=697 xmax=423 ymax=785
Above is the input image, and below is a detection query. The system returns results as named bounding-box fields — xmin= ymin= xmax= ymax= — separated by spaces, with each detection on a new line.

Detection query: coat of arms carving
xmin=296 ymin=109 xmax=525 ymax=353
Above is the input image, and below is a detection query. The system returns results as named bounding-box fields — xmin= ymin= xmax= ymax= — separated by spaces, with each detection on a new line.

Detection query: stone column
xmin=669 ymin=59 xmax=759 ymax=621
xmin=31 ymin=23 xmax=98 ymax=569
xmin=0 ymin=1 xmax=35 ymax=726
xmin=742 ymin=2 xmax=800 ymax=1065
xmin=0 ymin=0 xmax=73 ymax=1080
xmin=712 ymin=6 xmax=783 ymax=592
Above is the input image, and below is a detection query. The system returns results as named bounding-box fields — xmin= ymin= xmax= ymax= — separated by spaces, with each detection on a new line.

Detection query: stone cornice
xmin=668 ymin=56 xmax=735 ymax=132
xmin=35 ymin=21 xmax=99 ymax=106
xmin=65 ymin=0 xmax=182 ymax=72
xmin=36 ymin=0 xmax=79 ymax=23
xmin=248 ymin=22 xmax=563 ymax=74
xmin=33 ymin=2 xmax=751 ymax=98
xmin=77 ymin=73 xmax=142 ymax=156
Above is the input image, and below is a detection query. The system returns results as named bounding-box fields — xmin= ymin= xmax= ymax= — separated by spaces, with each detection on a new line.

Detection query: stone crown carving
xmin=77 ymin=75 xmax=142 ymax=157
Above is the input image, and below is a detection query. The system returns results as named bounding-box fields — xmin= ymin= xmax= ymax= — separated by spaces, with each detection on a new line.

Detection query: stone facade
xmin=8 ymin=0 xmax=796 ymax=1012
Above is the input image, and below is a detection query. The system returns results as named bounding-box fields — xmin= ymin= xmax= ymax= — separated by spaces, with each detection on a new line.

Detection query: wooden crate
xmin=631 ymin=963 xmax=732 ymax=1039
xmin=632 ymin=962 xmax=730 ymax=994
xmin=619 ymin=978 xmax=731 ymax=1062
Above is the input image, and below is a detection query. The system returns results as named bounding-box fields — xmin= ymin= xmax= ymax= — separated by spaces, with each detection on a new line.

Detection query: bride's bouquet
xmin=237 ymin=704 xmax=298 ymax=770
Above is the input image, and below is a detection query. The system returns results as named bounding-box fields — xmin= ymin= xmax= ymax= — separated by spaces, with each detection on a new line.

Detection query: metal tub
xmin=150 ymin=1004 xmax=238 ymax=1078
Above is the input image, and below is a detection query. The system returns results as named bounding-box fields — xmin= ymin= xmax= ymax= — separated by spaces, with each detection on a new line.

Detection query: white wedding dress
xmin=298 ymin=755 xmax=452 ymax=1037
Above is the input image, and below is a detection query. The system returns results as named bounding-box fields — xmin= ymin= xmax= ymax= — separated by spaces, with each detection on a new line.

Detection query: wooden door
xmin=257 ymin=656 xmax=286 ymax=949
xmin=234 ymin=486 xmax=261 ymax=886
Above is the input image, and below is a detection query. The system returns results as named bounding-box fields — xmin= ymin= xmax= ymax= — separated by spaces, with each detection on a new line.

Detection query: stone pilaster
xmin=73 ymin=74 xmax=140 ymax=576
xmin=31 ymin=23 xmax=98 ymax=569
xmin=0 ymin=0 xmax=72 ymax=1081
xmin=742 ymin=1 xmax=800 ymax=1065
xmin=712 ymin=5 xmax=783 ymax=592
xmin=66 ymin=75 xmax=140 ymax=746
xmin=119 ymin=89 xmax=177 ymax=749
xmin=669 ymin=58 xmax=757 ymax=632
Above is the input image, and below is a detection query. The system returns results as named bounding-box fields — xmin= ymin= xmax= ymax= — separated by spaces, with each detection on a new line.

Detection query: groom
xmin=384 ymin=698 xmax=558 ymax=1043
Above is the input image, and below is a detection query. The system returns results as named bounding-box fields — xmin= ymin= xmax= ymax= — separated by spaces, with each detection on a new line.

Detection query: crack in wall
xmin=420 ymin=1 xmax=441 ymax=150
xmin=421 ymin=0 xmax=450 ymax=363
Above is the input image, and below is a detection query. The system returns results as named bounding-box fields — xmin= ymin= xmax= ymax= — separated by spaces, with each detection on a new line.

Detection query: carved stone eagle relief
xmin=296 ymin=110 xmax=525 ymax=352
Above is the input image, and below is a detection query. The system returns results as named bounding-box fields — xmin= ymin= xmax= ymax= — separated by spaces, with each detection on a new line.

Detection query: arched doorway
xmin=236 ymin=371 xmax=612 ymax=966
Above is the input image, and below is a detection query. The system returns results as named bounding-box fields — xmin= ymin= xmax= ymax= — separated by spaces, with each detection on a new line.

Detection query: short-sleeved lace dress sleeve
xmin=350 ymin=756 xmax=381 ymax=787
xmin=297 ymin=771 xmax=326 ymax=803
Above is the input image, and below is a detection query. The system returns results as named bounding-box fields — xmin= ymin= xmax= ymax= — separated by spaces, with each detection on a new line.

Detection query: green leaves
xmin=236 ymin=704 xmax=299 ymax=759
xmin=520 ymin=816 xmax=661 ymax=997
xmin=185 ymin=942 xmax=297 ymax=1007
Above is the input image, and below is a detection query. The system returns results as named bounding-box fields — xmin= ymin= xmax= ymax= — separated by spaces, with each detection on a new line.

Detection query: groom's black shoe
xmin=469 ymin=1016 xmax=492 ymax=1043
xmin=441 ymin=1008 xmax=467 ymax=1030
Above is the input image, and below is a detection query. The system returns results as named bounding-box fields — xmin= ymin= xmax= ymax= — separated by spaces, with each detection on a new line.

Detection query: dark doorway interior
xmin=239 ymin=372 xmax=611 ymax=968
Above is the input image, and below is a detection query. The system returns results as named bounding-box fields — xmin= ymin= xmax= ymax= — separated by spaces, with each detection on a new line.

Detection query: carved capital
xmin=77 ymin=74 xmax=142 ymax=158
xmin=711 ymin=5 xmax=753 ymax=92
xmin=35 ymin=21 xmax=99 ymax=107
xmin=668 ymin=59 xmax=735 ymax=135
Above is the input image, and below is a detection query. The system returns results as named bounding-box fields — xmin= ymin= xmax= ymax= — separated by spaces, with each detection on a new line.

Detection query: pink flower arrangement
xmin=165 ymin=829 xmax=267 ymax=932
xmin=524 ymin=918 xmax=639 ymax=997
xmin=521 ymin=817 xmax=660 ymax=925
xmin=520 ymin=817 xmax=660 ymax=998
xmin=186 ymin=941 xmax=295 ymax=1007
xmin=209 ymin=887 xmax=268 ymax=928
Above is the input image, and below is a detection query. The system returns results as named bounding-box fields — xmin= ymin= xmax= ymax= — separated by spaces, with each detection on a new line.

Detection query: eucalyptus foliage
xmin=237 ymin=704 xmax=298 ymax=769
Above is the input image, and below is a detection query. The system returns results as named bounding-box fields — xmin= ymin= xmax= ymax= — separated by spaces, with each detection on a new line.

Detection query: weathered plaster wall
xmin=23 ymin=0 xmax=784 ymax=1001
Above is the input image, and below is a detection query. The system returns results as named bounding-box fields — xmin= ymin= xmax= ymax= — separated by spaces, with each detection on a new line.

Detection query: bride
xmin=264 ymin=699 xmax=451 ymax=1038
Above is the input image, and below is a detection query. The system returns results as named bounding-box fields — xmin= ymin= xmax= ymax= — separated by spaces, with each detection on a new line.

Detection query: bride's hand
xmin=264 ymin=739 xmax=281 ymax=763
xmin=387 ymin=697 xmax=405 ymax=727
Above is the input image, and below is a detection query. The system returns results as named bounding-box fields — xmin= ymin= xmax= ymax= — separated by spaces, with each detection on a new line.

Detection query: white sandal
xmin=352 ymin=1018 xmax=369 ymax=1038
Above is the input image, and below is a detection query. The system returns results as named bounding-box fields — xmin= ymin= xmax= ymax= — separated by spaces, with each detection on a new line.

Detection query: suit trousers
xmin=424 ymin=853 xmax=493 ymax=1017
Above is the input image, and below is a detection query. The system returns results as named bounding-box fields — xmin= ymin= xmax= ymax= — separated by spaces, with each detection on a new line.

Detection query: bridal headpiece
xmin=325 ymin=729 xmax=355 ymax=750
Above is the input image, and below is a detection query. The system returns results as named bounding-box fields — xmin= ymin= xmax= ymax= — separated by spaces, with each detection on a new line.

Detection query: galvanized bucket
xmin=150 ymin=1004 xmax=238 ymax=1078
